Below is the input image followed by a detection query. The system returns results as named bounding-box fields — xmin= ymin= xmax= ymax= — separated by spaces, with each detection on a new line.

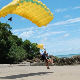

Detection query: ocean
xmin=55 ymin=53 xmax=80 ymax=58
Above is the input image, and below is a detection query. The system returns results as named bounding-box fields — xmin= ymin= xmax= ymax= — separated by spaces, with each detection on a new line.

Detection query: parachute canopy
xmin=37 ymin=44 xmax=44 ymax=49
xmin=0 ymin=0 xmax=54 ymax=27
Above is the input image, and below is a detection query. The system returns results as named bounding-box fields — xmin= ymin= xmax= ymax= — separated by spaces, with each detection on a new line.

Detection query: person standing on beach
xmin=40 ymin=50 xmax=46 ymax=62
xmin=40 ymin=50 xmax=50 ymax=69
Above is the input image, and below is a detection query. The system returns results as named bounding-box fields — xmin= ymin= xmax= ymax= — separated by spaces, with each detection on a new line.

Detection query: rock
xmin=19 ymin=55 xmax=80 ymax=66
xmin=32 ymin=58 xmax=41 ymax=62
xmin=20 ymin=61 xmax=27 ymax=64
xmin=49 ymin=55 xmax=55 ymax=59
xmin=26 ymin=59 xmax=34 ymax=63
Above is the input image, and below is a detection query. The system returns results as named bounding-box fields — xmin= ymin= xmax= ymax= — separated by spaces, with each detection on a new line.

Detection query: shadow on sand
xmin=0 ymin=72 xmax=53 ymax=79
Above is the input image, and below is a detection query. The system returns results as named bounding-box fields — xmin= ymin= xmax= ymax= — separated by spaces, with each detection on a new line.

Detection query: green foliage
xmin=8 ymin=43 xmax=27 ymax=63
xmin=30 ymin=43 xmax=40 ymax=58
xmin=0 ymin=22 xmax=12 ymax=60
xmin=22 ymin=40 xmax=40 ymax=59
xmin=23 ymin=39 xmax=31 ymax=52
xmin=11 ymin=35 xmax=23 ymax=46
xmin=0 ymin=22 xmax=40 ymax=63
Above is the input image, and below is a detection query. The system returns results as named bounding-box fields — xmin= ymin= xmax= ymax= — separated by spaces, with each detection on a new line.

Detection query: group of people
xmin=40 ymin=50 xmax=53 ymax=69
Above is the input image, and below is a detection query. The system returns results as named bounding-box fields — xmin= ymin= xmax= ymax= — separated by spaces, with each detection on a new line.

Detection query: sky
xmin=0 ymin=0 xmax=80 ymax=56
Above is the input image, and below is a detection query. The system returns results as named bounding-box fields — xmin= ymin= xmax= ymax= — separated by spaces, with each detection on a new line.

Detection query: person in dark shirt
xmin=41 ymin=50 xmax=46 ymax=62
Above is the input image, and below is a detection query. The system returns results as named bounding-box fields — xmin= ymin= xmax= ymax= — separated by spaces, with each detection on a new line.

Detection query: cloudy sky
xmin=0 ymin=0 xmax=80 ymax=56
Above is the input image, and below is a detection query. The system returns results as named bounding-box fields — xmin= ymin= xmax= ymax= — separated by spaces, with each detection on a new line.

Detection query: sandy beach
xmin=0 ymin=64 xmax=80 ymax=80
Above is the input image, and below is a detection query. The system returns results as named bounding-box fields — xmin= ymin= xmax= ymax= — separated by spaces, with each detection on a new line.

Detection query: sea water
xmin=56 ymin=53 xmax=80 ymax=58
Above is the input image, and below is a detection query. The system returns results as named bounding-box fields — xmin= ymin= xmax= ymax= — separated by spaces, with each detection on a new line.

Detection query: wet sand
xmin=0 ymin=64 xmax=80 ymax=80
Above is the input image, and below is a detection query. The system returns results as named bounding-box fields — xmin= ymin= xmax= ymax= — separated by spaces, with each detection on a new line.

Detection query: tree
xmin=11 ymin=35 xmax=23 ymax=46
xmin=0 ymin=22 xmax=12 ymax=63
xmin=8 ymin=43 xmax=27 ymax=63
xmin=0 ymin=22 xmax=25 ymax=63
xmin=30 ymin=43 xmax=40 ymax=58
xmin=22 ymin=39 xmax=31 ymax=52
xmin=0 ymin=22 xmax=40 ymax=63
xmin=22 ymin=39 xmax=31 ymax=58
xmin=22 ymin=40 xmax=40 ymax=59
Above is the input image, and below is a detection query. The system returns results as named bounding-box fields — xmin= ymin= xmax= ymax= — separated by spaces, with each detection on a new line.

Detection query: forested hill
xmin=0 ymin=22 xmax=40 ymax=64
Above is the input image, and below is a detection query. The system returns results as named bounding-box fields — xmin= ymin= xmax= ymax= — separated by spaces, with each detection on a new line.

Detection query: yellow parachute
xmin=37 ymin=44 xmax=44 ymax=49
xmin=0 ymin=0 xmax=54 ymax=27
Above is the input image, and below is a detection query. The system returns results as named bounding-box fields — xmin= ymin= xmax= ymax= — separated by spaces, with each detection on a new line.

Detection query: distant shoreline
xmin=55 ymin=53 xmax=80 ymax=58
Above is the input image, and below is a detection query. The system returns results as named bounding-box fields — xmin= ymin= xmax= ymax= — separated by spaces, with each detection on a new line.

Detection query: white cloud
xmin=63 ymin=34 xmax=70 ymax=37
xmin=35 ymin=31 xmax=65 ymax=38
xmin=54 ymin=6 xmax=80 ymax=13
xmin=40 ymin=37 xmax=48 ymax=42
xmin=64 ymin=15 xmax=71 ymax=18
xmin=38 ymin=37 xmax=48 ymax=47
xmin=59 ymin=34 xmax=70 ymax=39
xmin=55 ymin=38 xmax=80 ymax=47
xmin=66 ymin=48 xmax=73 ymax=51
xmin=55 ymin=8 xmax=67 ymax=13
xmin=12 ymin=26 xmax=35 ymax=33
xmin=14 ymin=32 xmax=19 ymax=35
xmin=59 ymin=49 xmax=63 ymax=52
xmin=18 ymin=31 xmax=34 ymax=39
xmin=52 ymin=47 xmax=80 ymax=53
xmin=48 ymin=17 xmax=80 ymax=26
xmin=73 ymin=6 xmax=80 ymax=9
xmin=46 ymin=38 xmax=80 ymax=48
xmin=46 ymin=37 xmax=80 ymax=55
xmin=13 ymin=17 xmax=80 ymax=37
xmin=20 ymin=18 xmax=26 ymax=20
xmin=74 ymin=47 xmax=80 ymax=50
